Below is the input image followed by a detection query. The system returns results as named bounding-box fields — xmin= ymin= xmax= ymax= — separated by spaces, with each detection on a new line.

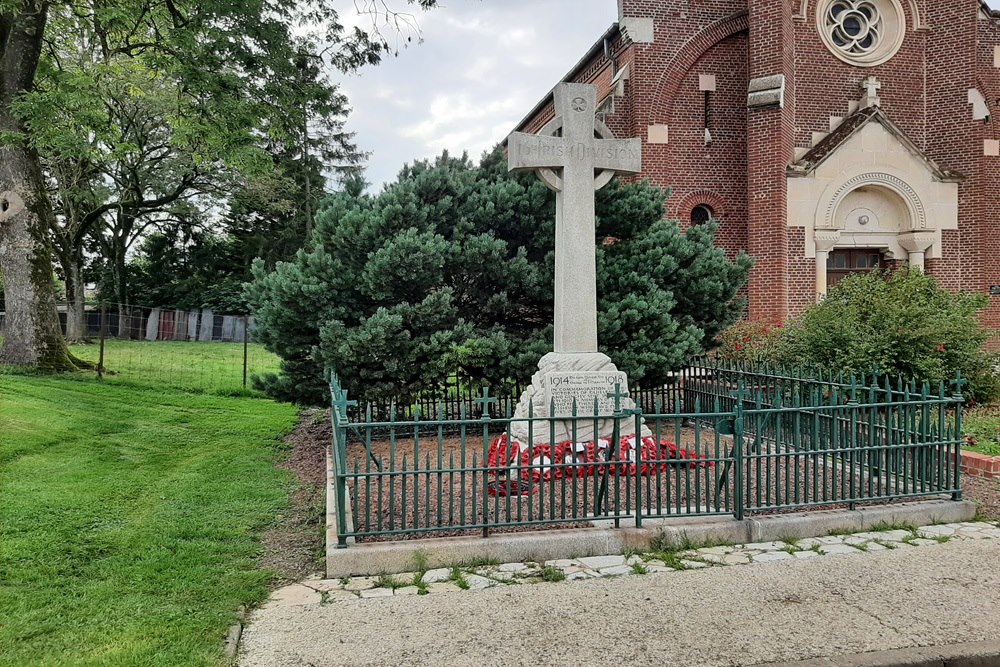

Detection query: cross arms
xmin=508 ymin=133 xmax=642 ymax=175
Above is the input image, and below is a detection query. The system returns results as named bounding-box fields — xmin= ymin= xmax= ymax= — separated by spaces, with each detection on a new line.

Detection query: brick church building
xmin=514 ymin=0 xmax=1000 ymax=339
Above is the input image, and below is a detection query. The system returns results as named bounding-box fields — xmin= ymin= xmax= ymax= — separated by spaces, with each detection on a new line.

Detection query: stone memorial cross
xmin=507 ymin=83 xmax=641 ymax=353
xmin=503 ymin=83 xmax=648 ymax=445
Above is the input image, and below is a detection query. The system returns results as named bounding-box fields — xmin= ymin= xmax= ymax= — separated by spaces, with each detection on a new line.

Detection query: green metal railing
xmin=329 ymin=360 xmax=965 ymax=546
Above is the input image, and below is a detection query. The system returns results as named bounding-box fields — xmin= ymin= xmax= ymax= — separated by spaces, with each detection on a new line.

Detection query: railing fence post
xmin=734 ymin=381 xmax=746 ymax=522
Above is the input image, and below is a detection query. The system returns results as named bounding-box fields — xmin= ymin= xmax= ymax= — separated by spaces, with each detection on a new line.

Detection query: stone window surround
xmin=816 ymin=0 xmax=907 ymax=67
xmin=796 ymin=0 xmax=926 ymax=31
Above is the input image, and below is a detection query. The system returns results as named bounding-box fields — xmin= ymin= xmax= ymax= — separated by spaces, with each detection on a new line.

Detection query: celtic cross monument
xmin=506 ymin=82 xmax=650 ymax=444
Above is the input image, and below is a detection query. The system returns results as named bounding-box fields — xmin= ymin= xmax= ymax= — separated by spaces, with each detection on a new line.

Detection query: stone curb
xmin=325 ymin=498 xmax=976 ymax=577
xmin=222 ymin=605 xmax=247 ymax=663
xmin=326 ymin=448 xmax=354 ymax=553
xmin=758 ymin=639 xmax=1000 ymax=667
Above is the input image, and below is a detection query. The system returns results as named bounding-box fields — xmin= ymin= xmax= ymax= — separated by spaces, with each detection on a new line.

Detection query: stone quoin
xmin=512 ymin=0 xmax=1000 ymax=347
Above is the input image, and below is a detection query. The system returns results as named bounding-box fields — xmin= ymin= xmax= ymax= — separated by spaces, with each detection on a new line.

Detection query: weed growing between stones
xmin=449 ymin=567 xmax=470 ymax=590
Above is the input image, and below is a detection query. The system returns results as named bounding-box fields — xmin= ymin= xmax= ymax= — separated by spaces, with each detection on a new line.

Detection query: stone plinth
xmin=508 ymin=352 xmax=651 ymax=445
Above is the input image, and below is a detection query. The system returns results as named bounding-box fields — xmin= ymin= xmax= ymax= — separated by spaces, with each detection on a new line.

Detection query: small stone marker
xmin=173 ymin=310 xmax=188 ymax=340
xmin=145 ymin=308 xmax=160 ymax=341
xmin=198 ymin=309 xmax=214 ymax=342
xmin=505 ymin=83 xmax=648 ymax=444
xmin=221 ymin=315 xmax=236 ymax=341
xmin=233 ymin=316 xmax=247 ymax=344
xmin=186 ymin=310 xmax=199 ymax=341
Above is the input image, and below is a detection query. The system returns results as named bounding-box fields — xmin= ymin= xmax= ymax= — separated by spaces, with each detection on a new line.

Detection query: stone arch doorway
xmin=812 ymin=179 xmax=935 ymax=300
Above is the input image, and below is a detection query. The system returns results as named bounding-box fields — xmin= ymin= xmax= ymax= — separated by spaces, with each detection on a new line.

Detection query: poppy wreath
xmin=486 ymin=433 xmax=712 ymax=484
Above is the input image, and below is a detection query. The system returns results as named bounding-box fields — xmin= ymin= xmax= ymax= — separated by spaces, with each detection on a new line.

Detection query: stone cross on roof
xmin=861 ymin=76 xmax=882 ymax=109
xmin=507 ymin=83 xmax=641 ymax=353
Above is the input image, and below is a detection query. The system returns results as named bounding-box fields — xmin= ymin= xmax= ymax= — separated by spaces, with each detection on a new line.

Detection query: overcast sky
xmin=338 ymin=0 xmax=617 ymax=190
xmin=338 ymin=0 xmax=1000 ymax=191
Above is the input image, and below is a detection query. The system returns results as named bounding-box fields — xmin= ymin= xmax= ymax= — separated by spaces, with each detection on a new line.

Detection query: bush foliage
xmin=248 ymin=149 xmax=753 ymax=404
xmin=719 ymin=268 xmax=997 ymax=403
xmin=714 ymin=321 xmax=785 ymax=365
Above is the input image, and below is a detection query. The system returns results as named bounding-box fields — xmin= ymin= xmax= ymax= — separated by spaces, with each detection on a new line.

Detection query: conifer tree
xmin=249 ymin=148 xmax=753 ymax=404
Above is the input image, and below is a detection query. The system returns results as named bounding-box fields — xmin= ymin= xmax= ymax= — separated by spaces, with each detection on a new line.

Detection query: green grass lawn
xmin=962 ymin=404 xmax=1000 ymax=456
xmin=68 ymin=339 xmax=281 ymax=396
xmin=0 ymin=371 xmax=299 ymax=667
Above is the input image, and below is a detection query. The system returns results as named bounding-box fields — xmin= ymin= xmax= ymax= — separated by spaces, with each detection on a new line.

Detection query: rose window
xmin=827 ymin=2 xmax=882 ymax=55
xmin=818 ymin=0 xmax=905 ymax=67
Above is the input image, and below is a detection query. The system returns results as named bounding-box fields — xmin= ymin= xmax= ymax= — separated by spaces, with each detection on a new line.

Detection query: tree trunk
xmin=0 ymin=138 xmax=76 ymax=369
xmin=62 ymin=254 xmax=87 ymax=342
xmin=112 ymin=225 xmax=128 ymax=308
xmin=0 ymin=3 xmax=82 ymax=370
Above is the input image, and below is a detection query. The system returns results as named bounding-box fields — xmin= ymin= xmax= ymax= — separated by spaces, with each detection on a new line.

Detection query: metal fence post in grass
xmin=97 ymin=302 xmax=107 ymax=380
xmin=242 ymin=315 xmax=249 ymax=388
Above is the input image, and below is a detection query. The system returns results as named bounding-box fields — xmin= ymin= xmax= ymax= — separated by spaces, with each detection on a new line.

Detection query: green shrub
xmin=247 ymin=149 xmax=752 ymax=405
xmin=960 ymin=405 xmax=1000 ymax=455
xmin=713 ymin=321 xmax=785 ymax=364
xmin=781 ymin=267 xmax=997 ymax=404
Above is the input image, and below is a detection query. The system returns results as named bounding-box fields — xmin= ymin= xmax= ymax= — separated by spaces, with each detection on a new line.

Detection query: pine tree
xmin=248 ymin=148 xmax=754 ymax=404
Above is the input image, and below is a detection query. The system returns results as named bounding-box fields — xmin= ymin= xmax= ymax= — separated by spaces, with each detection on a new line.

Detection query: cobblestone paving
xmin=263 ymin=521 xmax=1000 ymax=608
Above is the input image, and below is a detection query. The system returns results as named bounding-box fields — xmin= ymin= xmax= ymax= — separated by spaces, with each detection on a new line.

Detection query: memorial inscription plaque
xmin=544 ymin=371 xmax=628 ymax=418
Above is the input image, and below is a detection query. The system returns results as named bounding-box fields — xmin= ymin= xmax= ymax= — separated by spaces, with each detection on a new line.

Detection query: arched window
xmin=691 ymin=204 xmax=714 ymax=225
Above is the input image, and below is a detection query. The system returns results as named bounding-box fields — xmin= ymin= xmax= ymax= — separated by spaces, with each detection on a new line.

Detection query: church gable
xmin=787 ymin=107 xmax=963 ymax=182
xmin=787 ymin=105 xmax=961 ymax=277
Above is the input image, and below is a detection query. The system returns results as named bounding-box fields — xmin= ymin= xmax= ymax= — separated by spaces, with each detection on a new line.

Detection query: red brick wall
xmin=787 ymin=227 xmax=814 ymax=317
xmin=746 ymin=0 xmax=794 ymax=322
xmin=977 ymin=11 xmax=1000 ymax=347
xmin=659 ymin=32 xmax=749 ymax=261
xmin=791 ymin=3 xmax=927 ymax=149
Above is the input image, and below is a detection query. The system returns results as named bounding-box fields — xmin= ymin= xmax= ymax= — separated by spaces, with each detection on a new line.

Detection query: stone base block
xmin=508 ymin=352 xmax=651 ymax=445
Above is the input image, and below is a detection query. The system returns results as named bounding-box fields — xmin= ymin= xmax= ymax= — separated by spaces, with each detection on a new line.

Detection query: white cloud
xmin=337 ymin=0 xmax=617 ymax=190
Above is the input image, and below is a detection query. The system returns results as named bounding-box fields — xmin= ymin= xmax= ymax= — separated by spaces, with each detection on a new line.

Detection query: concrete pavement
xmin=239 ymin=536 xmax=1000 ymax=667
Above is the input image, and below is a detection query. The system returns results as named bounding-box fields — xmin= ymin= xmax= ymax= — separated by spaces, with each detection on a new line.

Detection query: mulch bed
xmin=339 ymin=422 xmax=963 ymax=542
xmin=259 ymin=408 xmax=329 ymax=585
xmin=963 ymin=474 xmax=1000 ymax=520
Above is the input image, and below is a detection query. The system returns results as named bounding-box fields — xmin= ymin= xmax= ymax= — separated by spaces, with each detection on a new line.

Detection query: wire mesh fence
xmin=0 ymin=302 xmax=281 ymax=395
